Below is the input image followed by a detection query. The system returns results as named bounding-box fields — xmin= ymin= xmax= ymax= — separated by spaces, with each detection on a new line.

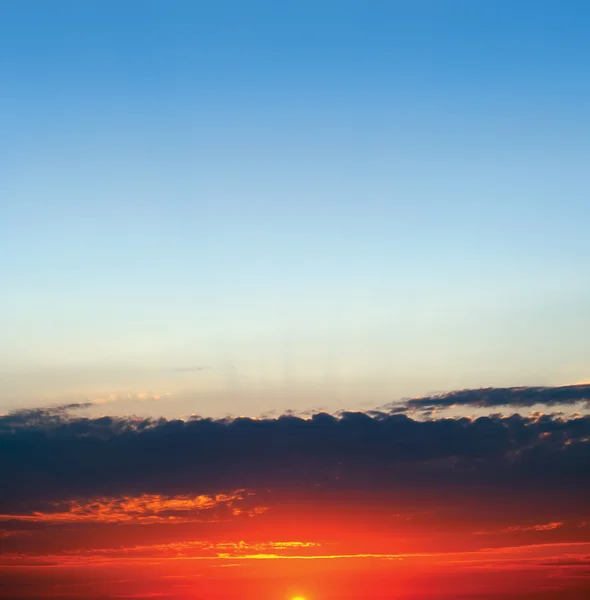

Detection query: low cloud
xmin=387 ymin=384 xmax=590 ymax=414
xmin=1 ymin=394 xmax=589 ymax=520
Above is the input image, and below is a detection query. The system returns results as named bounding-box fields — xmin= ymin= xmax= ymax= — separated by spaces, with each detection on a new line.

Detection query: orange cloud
xmin=474 ymin=522 xmax=565 ymax=535
xmin=4 ymin=541 xmax=590 ymax=569
xmin=0 ymin=490 xmax=266 ymax=525
xmin=56 ymin=540 xmax=321 ymax=559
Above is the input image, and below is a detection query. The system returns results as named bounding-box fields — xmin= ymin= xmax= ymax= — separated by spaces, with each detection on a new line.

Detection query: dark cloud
xmin=1 ymin=397 xmax=589 ymax=516
xmin=387 ymin=384 xmax=590 ymax=414
xmin=0 ymin=402 xmax=95 ymax=429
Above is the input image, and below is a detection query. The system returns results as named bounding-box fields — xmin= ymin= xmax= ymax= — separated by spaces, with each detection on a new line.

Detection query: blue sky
xmin=1 ymin=1 xmax=589 ymax=416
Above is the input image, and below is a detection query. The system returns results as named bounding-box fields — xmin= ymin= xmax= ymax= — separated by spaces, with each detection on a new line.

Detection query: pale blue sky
xmin=1 ymin=1 xmax=589 ymax=416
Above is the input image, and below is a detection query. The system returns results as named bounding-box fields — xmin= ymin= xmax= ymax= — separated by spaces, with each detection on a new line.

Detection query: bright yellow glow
xmin=292 ymin=597 xmax=306 ymax=600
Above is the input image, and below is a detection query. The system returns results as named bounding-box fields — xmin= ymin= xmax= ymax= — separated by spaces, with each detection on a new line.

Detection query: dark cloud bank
xmin=1 ymin=385 xmax=589 ymax=515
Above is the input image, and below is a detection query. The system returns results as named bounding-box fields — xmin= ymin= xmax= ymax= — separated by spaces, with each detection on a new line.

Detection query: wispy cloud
xmin=0 ymin=491 xmax=265 ymax=524
xmin=474 ymin=522 xmax=565 ymax=535
xmin=386 ymin=384 xmax=590 ymax=414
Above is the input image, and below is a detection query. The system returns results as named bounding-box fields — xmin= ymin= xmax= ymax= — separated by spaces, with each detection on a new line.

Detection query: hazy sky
xmin=1 ymin=1 xmax=589 ymax=416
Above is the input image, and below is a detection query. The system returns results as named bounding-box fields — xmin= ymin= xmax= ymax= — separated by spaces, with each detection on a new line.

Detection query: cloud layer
xmin=1 ymin=388 xmax=589 ymax=515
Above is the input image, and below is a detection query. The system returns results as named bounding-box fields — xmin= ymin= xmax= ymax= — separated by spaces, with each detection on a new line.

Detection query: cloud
xmin=474 ymin=522 xmax=565 ymax=535
xmin=0 ymin=491 xmax=261 ymax=524
xmin=0 ymin=397 xmax=589 ymax=522
xmin=4 ymin=541 xmax=590 ymax=568
xmin=0 ymin=393 xmax=168 ymax=426
xmin=19 ymin=539 xmax=321 ymax=559
xmin=90 ymin=392 xmax=165 ymax=406
xmin=387 ymin=384 xmax=590 ymax=414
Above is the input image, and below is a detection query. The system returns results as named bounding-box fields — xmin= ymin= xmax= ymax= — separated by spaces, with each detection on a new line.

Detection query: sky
xmin=1 ymin=2 xmax=590 ymax=599
xmin=1 ymin=0 xmax=590 ymax=417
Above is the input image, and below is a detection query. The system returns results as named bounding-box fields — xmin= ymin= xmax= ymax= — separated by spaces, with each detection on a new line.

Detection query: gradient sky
xmin=2 ymin=0 xmax=590 ymax=417
xmin=2 ymin=5 xmax=590 ymax=599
